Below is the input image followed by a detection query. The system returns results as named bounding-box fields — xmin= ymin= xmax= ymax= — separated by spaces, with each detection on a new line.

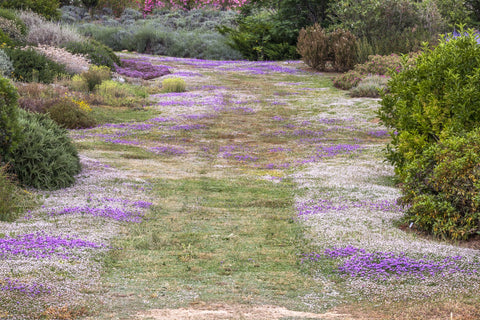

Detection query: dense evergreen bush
xmin=3 ymin=47 xmax=68 ymax=83
xmin=0 ymin=9 xmax=28 ymax=45
xmin=218 ymin=10 xmax=298 ymax=61
xmin=7 ymin=109 xmax=81 ymax=190
xmin=48 ymin=97 xmax=96 ymax=129
xmin=400 ymin=129 xmax=480 ymax=240
xmin=62 ymin=39 xmax=120 ymax=69
xmin=0 ymin=0 xmax=61 ymax=20
xmin=379 ymin=29 xmax=480 ymax=178
xmin=0 ymin=76 xmax=20 ymax=158
xmin=328 ymin=0 xmax=445 ymax=55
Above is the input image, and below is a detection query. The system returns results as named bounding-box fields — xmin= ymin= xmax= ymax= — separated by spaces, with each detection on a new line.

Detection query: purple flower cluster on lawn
xmin=0 ymin=232 xmax=104 ymax=260
xmin=301 ymin=246 xmax=480 ymax=280
xmin=116 ymin=59 xmax=170 ymax=80
xmin=150 ymin=146 xmax=186 ymax=155
xmin=49 ymin=205 xmax=145 ymax=223
xmin=0 ymin=278 xmax=51 ymax=297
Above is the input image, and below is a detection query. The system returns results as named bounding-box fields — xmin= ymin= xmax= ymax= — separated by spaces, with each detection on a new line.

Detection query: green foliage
xmin=434 ymin=0 xmax=475 ymax=28
xmin=0 ymin=8 xmax=27 ymax=45
xmin=0 ymin=76 xmax=20 ymax=158
xmin=96 ymin=80 xmax=148 ymax=108
xmin=162 ymin=77 xmax=186 ymax=93
xmin=47 ymin=97 xmax=96 ymax=129
xmin=6 ymin=109 xmax=81 ymax=190
xmin=0 ymin=49 xmax=12 ymax=77
xmin=3 ymin=47 xmax=67 ymax=83
xmin=400 ymin=129 xmax=480 ymax=240
xmin=297 ymin=24 xmax=357 ymax=71
xmin=0 ymin=164 xmax=32 ymax=222
xmin=80 ymin=65 xmax=111 ymax=92
xmin=328 ymin=0 xmax=445 ymax=55
xmin=379 ymin=29 xmax=480 ymax=177
xmin=0 ymin=0 xmax=61 ymax=20
xmin=218 ymin=10 xmax=298 ymax=61
xmin=62 ymin=39 xmax=120 ymax=69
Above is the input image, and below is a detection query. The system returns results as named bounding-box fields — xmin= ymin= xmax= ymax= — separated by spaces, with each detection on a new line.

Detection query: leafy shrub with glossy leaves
xmin=6 ymin=109 xmax=81 ymax=190
xmin=379 ymin=29 xmax=480 ymax=178
xmin=400 ymin=128 xmax=480 ymax=240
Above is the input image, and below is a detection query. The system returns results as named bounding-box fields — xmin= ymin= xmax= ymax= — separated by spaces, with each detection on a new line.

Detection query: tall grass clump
xmin=379 ymin=28 xmax=480 ymax=240
xmin=6 ymin=109 xmax=81 ymax=190
xmin=18 ymin=10 xmax=85 ymax=46
xmin=0 ymin=164 xmax=32 ymax=222
xmin=96 ymin=80 xmax=148 ymax=108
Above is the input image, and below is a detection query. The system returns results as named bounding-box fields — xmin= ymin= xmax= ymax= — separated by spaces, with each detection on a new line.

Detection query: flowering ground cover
xmin=2 ymin=54 xmax=479 ymax=319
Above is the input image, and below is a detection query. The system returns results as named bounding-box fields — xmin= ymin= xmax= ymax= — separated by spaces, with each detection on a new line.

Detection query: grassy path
xmin=79 ymin=55 xmax=480 ymax=319
xmin=1 ymin=55 xmax=479 ymax=319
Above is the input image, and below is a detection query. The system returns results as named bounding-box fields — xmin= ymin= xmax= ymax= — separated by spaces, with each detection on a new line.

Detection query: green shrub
xmin=332 ymin=70 xmax=362 ymax=90
xmin=0 ymin=49 xmax=12 ymax=77
xmin=81 ymin=65 xmax=111 ymax=91
xmin=349 ymin=75 xmax=388 ymax=98
xmin=400 ymin=128 xmax=480 ymax=240
xmin=6 ymin=109 xmax=81 ymax=190
xmin=0 ymin=76 xmax=20 ymax=158
xmin=329 ymin=0 xmax=444 ymax=55
xmin=96 ymin=80 xmax=148 ymax=108
xmin=379 ymin=29 xmax=480 ymax=177
xmin=0 ymin=9 xmax=28 ymax=45
xmin=0 ymin=0 xmax=61 ymax=20
xmin=47 ymin=97 xmax=96 ymax=129
xmin=218 ymin=10 xmax=298 ymax=61
xmin=162 ymin=77 xmax=186 ymax=93
xmin=297 ymin=24 xmax=357 ymax=72
xmin=62 ymin=39 xmax=120 ymax=69
xmin=3 ymin=47 xmax=68 ymax=83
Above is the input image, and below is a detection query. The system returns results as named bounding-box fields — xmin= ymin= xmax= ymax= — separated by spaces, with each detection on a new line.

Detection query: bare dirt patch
xmin=135 ymin=303 xmax=352 ymax=320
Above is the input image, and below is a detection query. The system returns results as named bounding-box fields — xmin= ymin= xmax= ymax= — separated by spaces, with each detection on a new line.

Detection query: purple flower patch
xmin=0 ymin=278 xmax=51 ymax=297
xmin=0 ymin=232 xmax=105 ymax=260
xmin=49 ymin=206 xmax=145 ymax=223
xmin=302 ymin=246 xmax=480 ymax=280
